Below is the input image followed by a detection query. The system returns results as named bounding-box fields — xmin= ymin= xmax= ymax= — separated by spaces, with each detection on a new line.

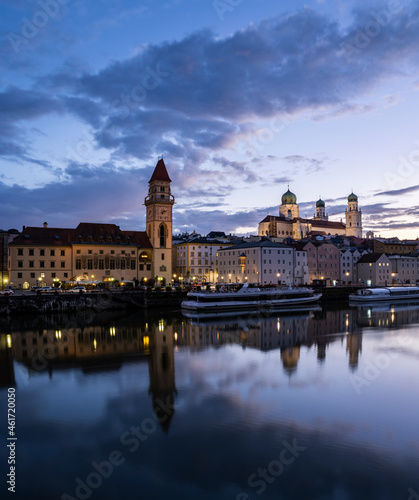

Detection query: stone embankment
xmin=0 ymin=286 xmax=360 ymax=316
xmin=0 ymin=290 xmax=187 ymax=316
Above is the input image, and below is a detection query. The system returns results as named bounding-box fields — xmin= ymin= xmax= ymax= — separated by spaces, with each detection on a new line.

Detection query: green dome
xmin=316 ymin=198 xmax=325 ymax=208
xmin=281 ymin=189 xmax=297 ymax=205
xmin=348 ymin=192 xmax=358 ymax=202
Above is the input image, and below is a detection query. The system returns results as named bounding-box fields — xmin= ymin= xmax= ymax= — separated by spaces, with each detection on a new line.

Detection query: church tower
xmin=145 ymin=158 xmax=175 ymax=284
xmin=313 ymin=198 xmax=328 ymax=221
xmin=345 ymin=192 xmax=362 ymax=238
xmin=279 ymin=188 xmax=299 ymax=219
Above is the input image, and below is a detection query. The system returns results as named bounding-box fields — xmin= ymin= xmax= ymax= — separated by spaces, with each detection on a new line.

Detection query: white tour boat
xmin=349 ymin=286 xmax=419 ymax=303
xmin=181 ymin=283 xmax=322 ymax=313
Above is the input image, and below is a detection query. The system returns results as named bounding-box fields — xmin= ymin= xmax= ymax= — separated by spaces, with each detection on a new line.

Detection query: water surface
xmin=1 ymin=304 xmax=419 ymax=500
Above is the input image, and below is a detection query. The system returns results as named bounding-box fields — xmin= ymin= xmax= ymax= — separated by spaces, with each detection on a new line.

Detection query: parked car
xmin=0 ymin=289 xmax=14 ymax=296
xmin=68 ymin=286 xmax=86 ymax=293
xmin=37 ymin=286 xmax=53 ymax=293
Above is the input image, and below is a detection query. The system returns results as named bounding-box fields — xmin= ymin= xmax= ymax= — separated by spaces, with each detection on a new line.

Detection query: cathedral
xmin=258 ymin=188 xmax=362 ymax=240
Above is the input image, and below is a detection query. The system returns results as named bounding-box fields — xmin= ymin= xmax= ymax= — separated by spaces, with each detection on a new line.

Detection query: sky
xmin=1 ymin=0 xmax=419 ymax=239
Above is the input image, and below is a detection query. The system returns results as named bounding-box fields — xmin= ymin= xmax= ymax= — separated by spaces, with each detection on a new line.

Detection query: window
xmin=146 ymin=264 xmax=151 ymax=271
xmin=61 ymin=250 xmax=65 ymax=256
xmin=162 ymin=253 xmax=165 ymax=260
xmin=50 ymin=250 xmax=55 ymax=256
xmin=159 ymin=224 xmax=166 ymax=247
xmin=76 ymin=250 xmax=81 ymax=254
xmin=18 ymin=272 xmax=22 ymax=278
xmin=40 ymin=261 xmax=45 ymax=268
xmin=29 ymin=249 xmax=34 ymax=256
xmin=88 ymin=250 xmax=92 ymax=255
xmin=61 ymin=262 xmax=65 ymax=268
xmin=18 ymin=261 xmax=23 ymax=268
xmin=139 ymin=264 xmax=144 ymax=271
xmin=110 ymin=259 xmax=115 ymax=269
xmin=52 ymin=273 xmax=56 ymax=278
xmin=130 ymin=260 xmax=136 ymax=270
xmin=40 ymin=249 xmax=45 ymax=256
xmin=29 ymin=261 xmax=34 ymax=267
xmin=76 ymin=259 xmax=81 ymax=270
xmin=100 ymin=250 xmax=104 ymax=255
xmin=87 ymin=260 xmax=93 ymax=270
xmin=50 ymin=262 xmax=55 ymax=268
xmin=99 ymin=260 xmax=104 ymax=270
xmin=18 ymin=248 xmax=23 ymax=256
xmin=30 ymin=273 xmax=35 ymax=278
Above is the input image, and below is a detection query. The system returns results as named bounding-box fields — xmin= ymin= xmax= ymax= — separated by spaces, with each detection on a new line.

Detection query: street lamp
xmin=277 ymin=273 xmax=280 ymax=286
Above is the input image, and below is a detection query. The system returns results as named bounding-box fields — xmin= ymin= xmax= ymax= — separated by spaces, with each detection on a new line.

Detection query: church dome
xmin=281 ymin=188 xmax=297 ymax=205
xmin=348 ymin=192 xmax=358 ymax=202
xmin=316 ymin=198 xmax=325 ymax=208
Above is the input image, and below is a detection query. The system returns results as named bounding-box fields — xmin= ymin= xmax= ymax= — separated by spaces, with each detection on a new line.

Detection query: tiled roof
xmin=310 ymin=220 xmax=346 ymax=229
xmin=218 ymin=240 xmax=291 ymax=251
xmin=11 ymin=227 xmax=74 ymax=246
xmin=149 ymin=158 xmax=171 ymax=182
xmin=259 ymin=215 xmax=289 ymax=223
xmin=357 ymin=253 xmax=387 ymax=263
xmin=10 ymin=223 xmax=152 ymax=248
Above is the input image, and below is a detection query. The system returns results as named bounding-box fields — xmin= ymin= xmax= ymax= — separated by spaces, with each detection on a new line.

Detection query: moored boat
xmin=349 ymin=286 xmax=419 ymax=303
xmin=181 ymin=283 xmax=322 ymax=312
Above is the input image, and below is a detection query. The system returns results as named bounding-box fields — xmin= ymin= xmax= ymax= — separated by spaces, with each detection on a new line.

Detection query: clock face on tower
xmin=159 ymin=208 xmax=168 ymax=220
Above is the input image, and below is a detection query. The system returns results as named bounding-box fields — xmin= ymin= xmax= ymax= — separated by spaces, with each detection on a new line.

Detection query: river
xmin=1 ymin=303 xmax=419 ymax=500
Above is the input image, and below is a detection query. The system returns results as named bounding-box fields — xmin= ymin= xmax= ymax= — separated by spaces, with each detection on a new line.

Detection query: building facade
xmin=216 ymin=240 xmax=308 ymax=285
xmin=292 ymin=241 xmax=341 ymax=284
xmin=340 ymin=248 xmax=369 ymax=284
xmin=388 ymin=255 xmax=419 ymax=284
xmin=357 ymin=253 xmax=392 ymax=286
xmin=8 ymin=159 xmax=174 ymax=289
xmin=373 ymin=238 xmax=418 ymax=255
xmin=173 ymin=237 xmax=232 ymax=284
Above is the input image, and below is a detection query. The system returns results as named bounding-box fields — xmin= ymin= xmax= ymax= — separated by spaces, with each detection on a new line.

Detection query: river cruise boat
xmin=181 ymin=283 xmax=322 ymax=313
xmin=349 ymin=286 xmax=419 ymax=303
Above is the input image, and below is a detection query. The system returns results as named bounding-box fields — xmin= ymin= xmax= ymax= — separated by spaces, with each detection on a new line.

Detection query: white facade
xmin=340 ymin=248 xmax=369 ymax=283
xmin=216 ymin=242 xmax=308 ymax=285
xmin=357 ymin=253 xmax=392 ymax=286
xmin=173 ymin=239 xmax=232 ymax=283
xmin=388 ymin=255 xmax=419 ymax=284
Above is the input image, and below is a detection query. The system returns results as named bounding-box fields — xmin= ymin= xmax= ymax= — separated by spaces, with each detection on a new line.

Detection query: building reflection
xmin=2 ymin=302 xmax=419 ymax=417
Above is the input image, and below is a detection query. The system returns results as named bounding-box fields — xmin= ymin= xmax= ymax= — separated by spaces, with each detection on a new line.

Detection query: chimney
xmin=22 ymin=226 xmax=25 ymax=231
xmin=43 ymin=222 xmax=48 ymax=228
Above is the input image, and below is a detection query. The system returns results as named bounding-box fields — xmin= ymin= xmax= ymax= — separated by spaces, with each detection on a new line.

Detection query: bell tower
xmin=145 ymin=158 xmax=175 ymax=284
xmin=345 ymin=192 xmax=362 ymax=238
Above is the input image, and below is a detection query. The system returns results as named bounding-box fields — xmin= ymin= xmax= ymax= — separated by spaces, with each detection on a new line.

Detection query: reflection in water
xmin=3 ymin=303 xmax=419 ymax=388
xmin=1 ymin=304 xmax=419 ymax=500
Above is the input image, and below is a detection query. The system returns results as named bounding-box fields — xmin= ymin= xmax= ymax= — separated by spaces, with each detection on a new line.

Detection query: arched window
xmin=287 ymin=209 xmax=292 ymax=218
xmin=159 ymin=224 xmax=166 ymax=248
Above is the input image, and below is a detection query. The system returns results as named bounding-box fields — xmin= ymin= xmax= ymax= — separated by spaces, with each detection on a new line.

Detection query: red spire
xmin=149 ymin=158 xmax=171 ymax=183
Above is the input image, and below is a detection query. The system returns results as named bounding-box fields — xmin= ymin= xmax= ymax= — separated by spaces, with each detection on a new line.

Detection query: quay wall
xmin=0 ymin=287 xmax=360 ymax=316
xmin=0 ymin=290 xmax=188 ymax=316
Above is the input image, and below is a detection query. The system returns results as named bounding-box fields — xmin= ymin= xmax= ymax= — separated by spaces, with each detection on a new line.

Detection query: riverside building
xmin=8 ymin=159 xmax=175 ymax=289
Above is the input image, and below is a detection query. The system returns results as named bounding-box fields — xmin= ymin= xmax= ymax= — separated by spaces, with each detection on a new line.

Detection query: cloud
xmin=375 ymin=184 xmax=419 ymax=197
xmin=2 ymin=2 xmax=419 ymax=230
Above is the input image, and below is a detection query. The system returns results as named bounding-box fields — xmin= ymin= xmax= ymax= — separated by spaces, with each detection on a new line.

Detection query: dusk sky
xmin=1 ymin=0 xmax=419 ymax=238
